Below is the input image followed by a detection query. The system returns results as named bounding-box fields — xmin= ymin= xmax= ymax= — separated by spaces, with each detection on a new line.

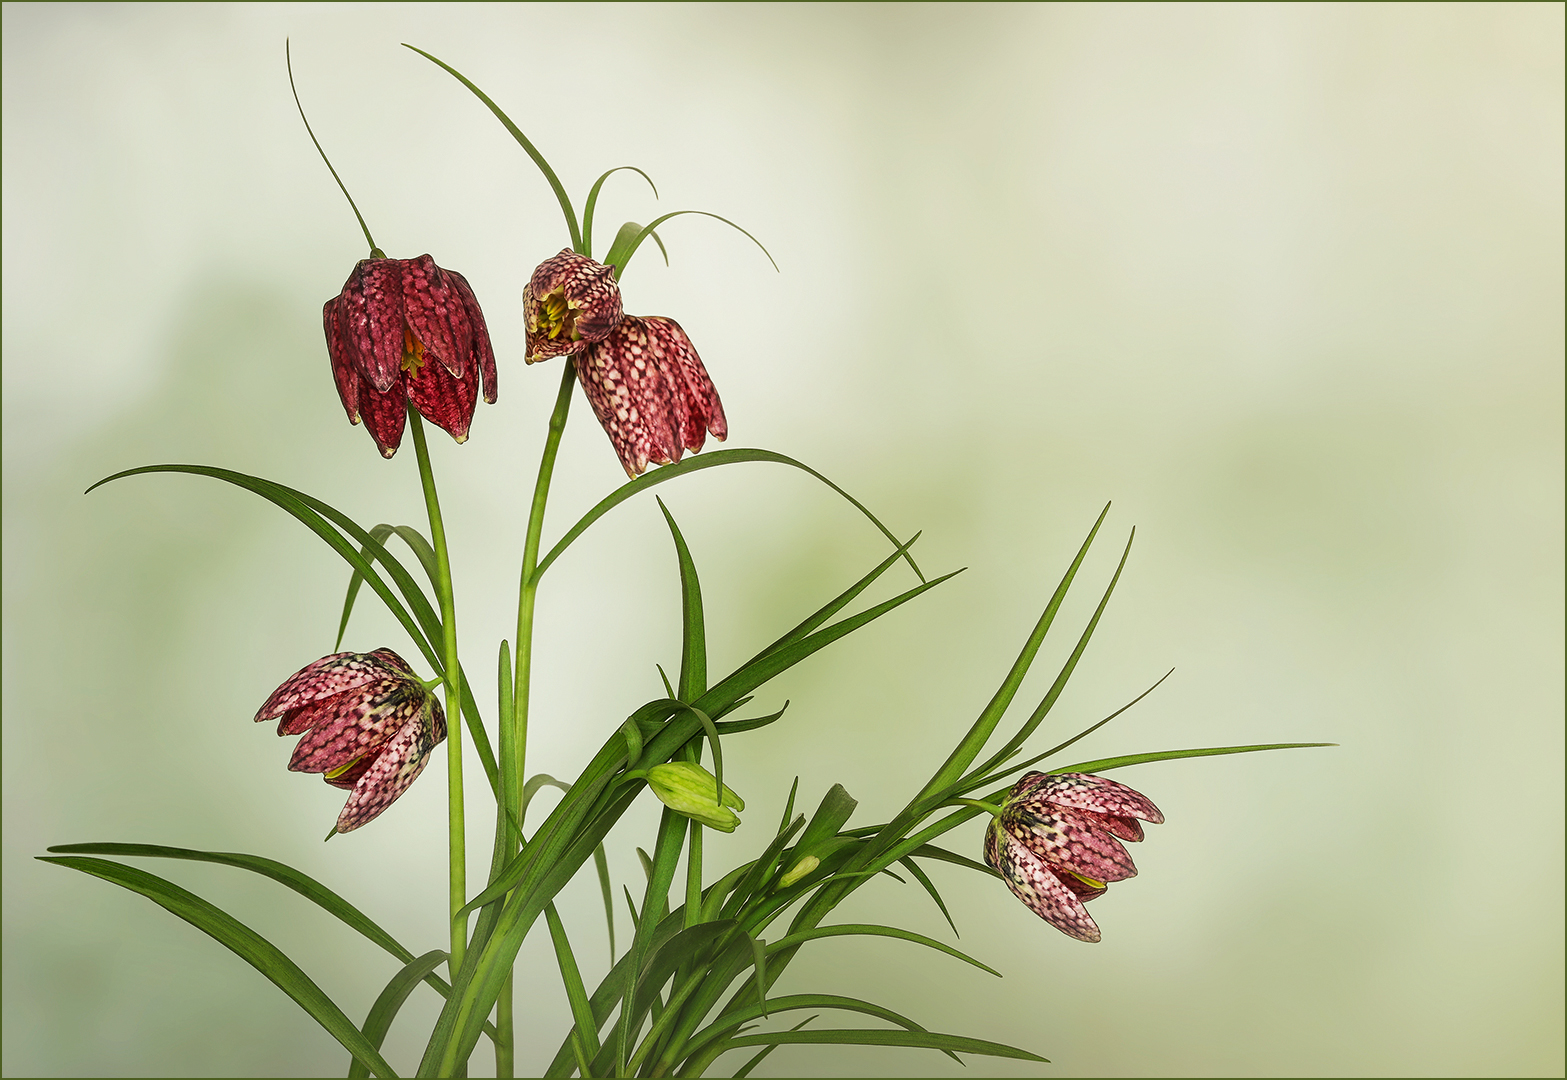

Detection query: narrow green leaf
xmin=348 ymin=950 xmax=448 ymax=1079
xmin=746 ymin=933 xmax=769 ymax=1016
xmin=533 ymin=448 xmax=923 ymax=584
xmin=765 ymin=923 xmax=1000 ymax=977
xmin=898 ymin=857 xmax=958 ymax=938
xmin=778 ymin=778 xmax=800 ymax=834
xmin=402 ymin=44 xmax=580 ymax=250
xmin=720 ymin=1027 xmax=1046 ymax=1062
xmin=681 ymin=993 xmax=956 ymax=1073
xmin=657 ymin=497 xmax=707 ymax=702
xmin=582 ymin=166 xmax=658 ymax=260
xmin=1055 ymin=742 xmax=1337 ymax=774
xmin=545 ymin=904 xmax=601 ymax=1061
xmin=41 ymin=856 xmax=397 ymax=1078
xmin=793 ymin=784 xmax=858 ymax=860
xmin=522 ymin=773 xmax=571 ymax=819
xmin=730 ymin=1016 xmax=813 ymax=1077
xmin=602 ymin=219 xmax=670 ymax=276
xmin=610 ymin=209 xmax=778 ymax=277
xmin=336 ymin=523 xmax=396 ymax=651
xmin=594 ymin=843 xmax=616 ymax=959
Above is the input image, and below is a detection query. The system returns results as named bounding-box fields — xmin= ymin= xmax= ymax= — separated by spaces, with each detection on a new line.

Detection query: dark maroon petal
xmin=1054 ymin=869 xmax=1109 ymax=902
xmin=338 ymin=259 xmax=406 ymax=393
xmin=322 ymin=754 xmax=374 ymax=790
xmin=1006 ymin=803 xmax=1138 ymax=883
xmin=358 ymin=378 xmax=408 ymax=458
xmin=1073 ymin=809 xmax=1144 ymax=843
xmin=256 ymin=651 xmax=389 ymax=724
xmin=986 ymin=819 xmax=1102 ymax=942
xmin=446 ymin=268 xmax=498 ymax=404
xmin=324 ymin=298 xmax=362 ymax=424
xmin=402 ymin=255 xmax=468 ymax=381
xmin=404 ymin=344 xmax=479 ymax=444
xmin=578 ymin=317 xmax=681 ymax=478
xmin=334 ymin=697 xmax=446 ymax=832
xmin=1040 ymin=772 xmax=1165 ymax=825
xmin=641 ymin=316 xmax=726 ymax=449
xmin=288 ymin=682 xmax=425 ymax=773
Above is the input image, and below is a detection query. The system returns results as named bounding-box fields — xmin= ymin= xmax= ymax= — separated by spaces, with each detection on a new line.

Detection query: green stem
xmin=511 ymin=360 xmax=578 ymax=828
xmin=285 ymin=39 xmax=378 ymax=256
xmin=410 ymin=410 xmax=466 ymax=982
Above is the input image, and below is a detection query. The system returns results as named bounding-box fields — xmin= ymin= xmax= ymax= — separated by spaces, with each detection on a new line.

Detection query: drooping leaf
xmin=718 ymin=1027 xmax=1045 ymax=1062
xmin=1055 ymin=742 xmax=1337 ymax=774
xmin=898 ymin=856 xmax=959 ymax=938
xmin=608 ymin=209 xmax=777 ymax=277
xmin=348 ymin=950 xmax=448 ymax=1079
xmin=594 ymin=843 xmax=616 ymax=959
xmin=403 ymin=44 xmax=581 ymax=250
xmin=582 ymin=166 xmax=658 ymax=260
xmin=533 ymin=449 xmax=923 ymax=584
xmin=657 ymin=498 xmax=707 ymax=702
xmin=764 ymin=923 xmax=1000 ymax=977
xmin=41 ymin=856 xmax=398 ymax=1078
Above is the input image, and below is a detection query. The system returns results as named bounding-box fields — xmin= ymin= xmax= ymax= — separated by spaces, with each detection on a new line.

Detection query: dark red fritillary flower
xmin=324 ymin=255 xmax=498 ymax=458
xmin=254 ymin=648 xmax=446 ymax=834
xmin=984 ymin=771 xmax=1164 ymax=942
xmin=522 ymin=249 xmax=624 ymax=363
xmin=522 ymin=250 xmax=726 ymax=479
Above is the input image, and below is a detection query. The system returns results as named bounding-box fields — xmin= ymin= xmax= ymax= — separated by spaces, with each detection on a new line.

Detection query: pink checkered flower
xmin=984 ymin=771 xmax=1164 ymax=943
xmin=523 ymin=251 xmax=727 ymax=478
xmin=254 ymin=649 xmax=446 ymax=834
xmin=522 ymin=249 xmax=624 ymax=363
xmin=324 ymin=255 xmax=498 ymax=458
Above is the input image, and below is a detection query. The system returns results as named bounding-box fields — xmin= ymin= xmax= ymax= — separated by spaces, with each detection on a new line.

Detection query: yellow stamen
xmin=400 ymin=326 xmax=426 ymax=375
xmin=325 ymin=756 xmax=362 ymax=780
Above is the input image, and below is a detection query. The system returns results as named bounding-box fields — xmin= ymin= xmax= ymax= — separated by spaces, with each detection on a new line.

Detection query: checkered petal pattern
xmin=984 ymin=771 xmax=1163 ymax=942
xmin=254 ymin=648 xmax=446 ymax=834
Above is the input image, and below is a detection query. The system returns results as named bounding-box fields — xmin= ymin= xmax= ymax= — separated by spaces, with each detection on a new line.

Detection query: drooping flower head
xmin=522 ymin=251 xmax=727 ymax=478
xmin=324 ymin=255 xmax=498 ymax=458
xmin=254 ymin=648 xmax=446 ymax=834
xmin=522 ymin=249 xmax=624 ymax=363
xmin=984 ymin=771 xmax=1164 ymax=942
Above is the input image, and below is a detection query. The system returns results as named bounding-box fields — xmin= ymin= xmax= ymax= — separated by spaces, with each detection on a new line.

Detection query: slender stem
xmin=285 ymin=39 xmax=379 ymax=256
xmin=511 ymin=360 xmax=578 ymax=822
xmin=495 ymin=974 xmax=514 ymax=1078
xmin=410 ymin=410 xmax=467 ymax=981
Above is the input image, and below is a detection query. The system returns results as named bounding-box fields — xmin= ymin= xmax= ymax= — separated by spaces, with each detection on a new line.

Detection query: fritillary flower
xmin=984 ymin=771 xmax=1164 ymax=942
xmin=523 ymin=251 xmax=727 ymax=478
xmin=254 ymin=648 xmax=446 ymax=834
xmin=324 ymin=255 xmax=498 ymax=458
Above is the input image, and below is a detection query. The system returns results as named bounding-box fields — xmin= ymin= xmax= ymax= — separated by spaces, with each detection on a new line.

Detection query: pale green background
xmin=3 ymin=3 xmax=1562 ymax=1077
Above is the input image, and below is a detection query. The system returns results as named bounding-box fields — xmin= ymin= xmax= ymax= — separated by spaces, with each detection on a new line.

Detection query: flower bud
xmin=645 ymin=762 xmax=744 ymax=832
xmin=778 ymin=854 xmax=819 ymax=888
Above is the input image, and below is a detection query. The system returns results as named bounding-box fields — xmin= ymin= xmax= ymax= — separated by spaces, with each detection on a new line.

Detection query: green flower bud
xmin=778 ymin=854 xmax=819 ymax=888
xmin=645 ymin=762 xmax=745 ymax=832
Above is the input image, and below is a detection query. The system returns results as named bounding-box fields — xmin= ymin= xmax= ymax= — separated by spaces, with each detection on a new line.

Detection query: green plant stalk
xmin=512 ymin=360 xmax=578 ymax=833
xmin=409 ymin=410 xmax=467 ymax=981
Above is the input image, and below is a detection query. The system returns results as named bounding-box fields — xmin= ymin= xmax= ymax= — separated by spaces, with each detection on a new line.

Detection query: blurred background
xmin=3 ymin=4 xmax=1561 ymax=1077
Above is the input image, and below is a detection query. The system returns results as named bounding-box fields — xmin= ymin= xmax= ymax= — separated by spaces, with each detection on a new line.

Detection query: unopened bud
xmin=645 ymin=762 xmax=745 ymax=832
xmin=779 ymin=855 xmax=819 ymax=887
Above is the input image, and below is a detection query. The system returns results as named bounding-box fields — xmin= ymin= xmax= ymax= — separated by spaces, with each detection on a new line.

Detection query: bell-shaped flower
xmin=645 ymin=762 xmax=745 ymax=832
xmin=254 ymin=648 xmax=446 ymax=834
xmin=522 ymin=249 xmax=624 ymax=363
xmin=522 ymin=251 xmax=726 ymax=478
xmin=324 ymin=254 xmax=498 ymax=458
xmin=983 ymin=771 xmax=1164 ymax=942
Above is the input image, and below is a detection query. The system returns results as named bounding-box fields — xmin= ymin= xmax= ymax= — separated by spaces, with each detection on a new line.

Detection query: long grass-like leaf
xmin=40 ymin=856 xmax=397 ymax=1078
xmin=545 ymin=904 xmax=601 ymax=1062
xmin=765 ymin=923 xmax=999 ymax=977
xmin=1055 ymin=742 xmax=1337 ymax=774
xmin=348 ymin=950 xmax=448 ymax=1079
xmin=533 ymin=448 xmax=922 ymax=584
xmin=582 ymin=165 xmax=658 ymax=260
xmin=897 ymin=856 xmax=958 ymax=937
xmin=658 ymin=498 xmax=707 ymax=702
xmin=718 ymin=1027 xmax=1045 ymax=1062
xmin=608 ymin=209 xmax=777 ymax=275
xmin=402 ymin=44 xmax=580 ymax=250
xmin=680 ymin=993 xmax=946 ymax=1073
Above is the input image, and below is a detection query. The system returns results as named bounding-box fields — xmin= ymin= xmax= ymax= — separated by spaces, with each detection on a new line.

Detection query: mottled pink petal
xmin=987 ymin=820 xmax=1101 ymax=943
xmin=255 ymin=651 xmax=393 ymax=724
xmin=402 ymin=255 xmax=469 ymax=380
xmin=1040 ymin=772 xmax=1165 ymax=825
xmin=1007 ymin=803 xmax=1138 ymax=884
xmin=287 ymin=683 xmax=425 ymax=774
xmin=642 ymin=316 xmax=727 ymax=449
xmin=523 ymin=250 xmax=624 ymax=363
xmin=578 ymin=317 xmax=681 ymax=478
xmin=334 ymin=697 xmax=446 ymax=833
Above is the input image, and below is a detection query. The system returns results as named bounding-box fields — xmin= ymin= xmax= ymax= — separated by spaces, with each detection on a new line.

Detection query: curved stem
xmin=285 ymin=39 xmax=378 ymax=256
xmin=511 ymin=360 xmax=578 ymax=832
xmin=410 ymin=410 xmax=466 ymax=981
